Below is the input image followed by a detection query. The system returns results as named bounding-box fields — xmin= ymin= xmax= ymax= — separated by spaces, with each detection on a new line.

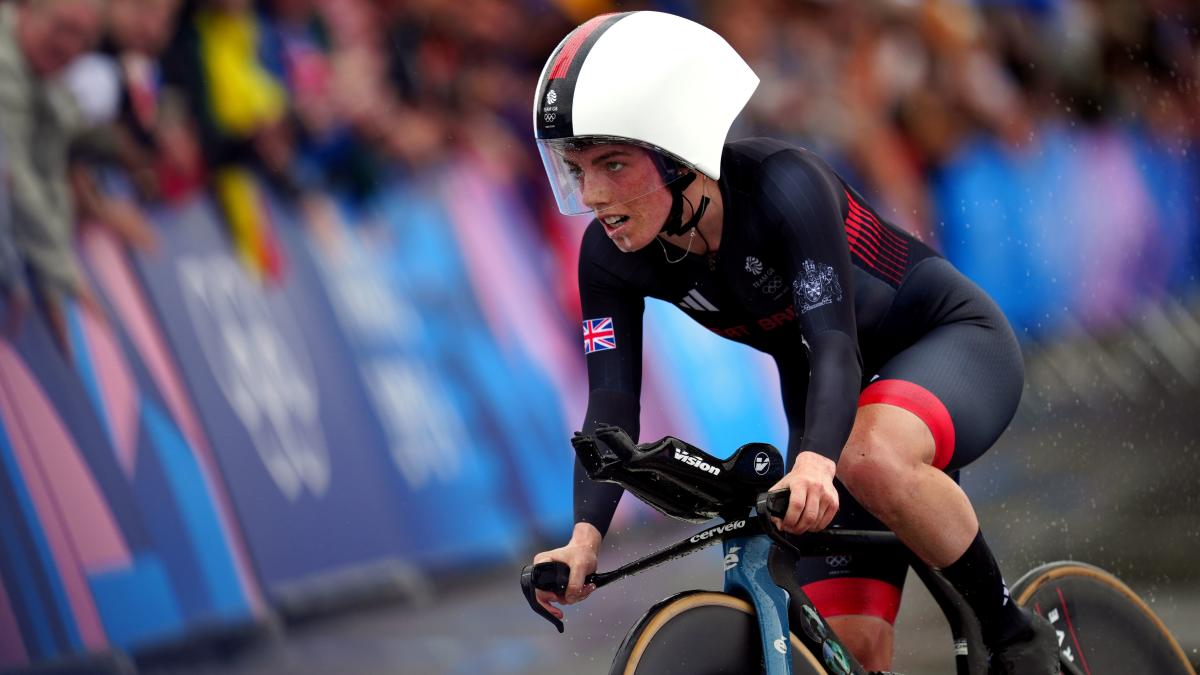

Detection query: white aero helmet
xmin=533 ymin=11 xmax=759 ymax=218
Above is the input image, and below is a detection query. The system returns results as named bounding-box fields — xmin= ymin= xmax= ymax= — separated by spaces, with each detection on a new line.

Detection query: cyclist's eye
xmin=566 ymin=163 xmax=583 ymax=182
xmin=607 ymin=161 xmax=625 ymax=173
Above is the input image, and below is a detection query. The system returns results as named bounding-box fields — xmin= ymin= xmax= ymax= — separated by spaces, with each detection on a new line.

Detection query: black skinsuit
xmin=575 ymin=138 xmax=1023 ymax=616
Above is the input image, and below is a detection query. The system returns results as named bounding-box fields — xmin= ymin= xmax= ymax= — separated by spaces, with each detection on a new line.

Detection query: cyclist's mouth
xmin=602 ymin=214 xmax=631 ymax=237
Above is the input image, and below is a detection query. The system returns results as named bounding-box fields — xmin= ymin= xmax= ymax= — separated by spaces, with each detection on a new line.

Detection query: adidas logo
xmin=677 ymin=289 xmax=719 ymax=312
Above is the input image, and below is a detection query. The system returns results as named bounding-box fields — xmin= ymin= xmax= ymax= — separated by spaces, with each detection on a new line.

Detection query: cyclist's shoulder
xmin=723 ymin=138 xmax=845 ymax=217
xmin=724 ymin=138 xmax=840 ymax=180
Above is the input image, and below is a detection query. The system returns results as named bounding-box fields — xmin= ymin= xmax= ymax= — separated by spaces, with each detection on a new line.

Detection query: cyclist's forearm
xmin=573 ymin=457 xmax=623 ymax=537
xmin=573 ymin=388 xmax=640 ymax=537
xmin=798 ymin=330 xmax=861 ymax=462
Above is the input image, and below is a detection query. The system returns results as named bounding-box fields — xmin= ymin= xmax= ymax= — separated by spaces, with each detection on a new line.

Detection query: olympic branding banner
xmin=265 ymin=188 xmax=529 ymax=566
xmin=0 ymin=288 xmax=258 ymax=669
xmin=131 ymin=196 xmax=417 ymax=590
xmin=0 ymin=304 xmax=128 ymax=669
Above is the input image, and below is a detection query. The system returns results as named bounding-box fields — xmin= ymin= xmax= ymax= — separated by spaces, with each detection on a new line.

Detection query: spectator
xmin=0 ymin=0 xmax=107 ymax=351
xmin=259 ymin=0 xmax=381 ymax=203
xmin=67 ymin=0 xmax=198 ymax=204
xmin=161 ymin=0 xmax=299 ymax=280
xmin=61 ymin=0 xmax=190 ymax=253
xmin=0 ymin=135 xmax=30 ymax=338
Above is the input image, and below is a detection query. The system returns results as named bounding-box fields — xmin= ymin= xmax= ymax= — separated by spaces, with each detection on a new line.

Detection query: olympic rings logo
xmin=825 ymin=555 xmax=852 ymax=568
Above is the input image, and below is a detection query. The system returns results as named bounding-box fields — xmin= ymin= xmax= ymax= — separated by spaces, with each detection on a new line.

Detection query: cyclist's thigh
xmin=863 ymin=258 xmax=1025 ymax=471
xmin=786 ymin=256 xmax=1023 ymax=630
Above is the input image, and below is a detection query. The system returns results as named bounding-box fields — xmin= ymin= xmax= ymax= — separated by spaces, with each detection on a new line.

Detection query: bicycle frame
xmin=522 ymin=499 xmax=1082 ymax=675
xmin=722 ymin=531 xmax=854 ymax=675
xmin=746 ymin=494 xmax=988 ymax=675
xmin=712 ymin=501 xmax=959 ymax=674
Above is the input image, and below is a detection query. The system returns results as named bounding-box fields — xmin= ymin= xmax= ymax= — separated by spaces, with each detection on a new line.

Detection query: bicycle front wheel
xmin=1012 ymin=561 xmax=1195 ymax=674
xmin=610 ymin=590 xmax=829 ymax=675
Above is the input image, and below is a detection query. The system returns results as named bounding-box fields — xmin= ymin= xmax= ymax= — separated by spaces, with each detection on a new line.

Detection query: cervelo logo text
xmin=689 ymin=520 xmax=746 ymax=543
xmin=674 ymin=447 xmax=721 ymax=475
xmin=178 ymin=256 xmax=329 ymax=501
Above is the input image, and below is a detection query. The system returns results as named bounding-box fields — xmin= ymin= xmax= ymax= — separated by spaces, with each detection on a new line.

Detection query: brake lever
xmin=762 ymin=488 xmax=790 ymax=519
xmin=755 ymin=488 xmax=796 ymax=553
xmin=519 ymin=561 xmax=570 ymax=633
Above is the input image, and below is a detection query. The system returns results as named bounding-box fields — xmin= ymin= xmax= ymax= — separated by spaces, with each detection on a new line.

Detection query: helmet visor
xmin=537 ymin=137 xmax=691 ymax=216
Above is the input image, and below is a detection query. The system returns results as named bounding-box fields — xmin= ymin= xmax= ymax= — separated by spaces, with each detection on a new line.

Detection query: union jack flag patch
xmin=583 ymin=317 xmax=616 ymax=354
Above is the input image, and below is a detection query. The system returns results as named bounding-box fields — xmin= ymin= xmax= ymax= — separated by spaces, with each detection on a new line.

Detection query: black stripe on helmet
xmin=535 ymin=12 xmax=631 ymax=141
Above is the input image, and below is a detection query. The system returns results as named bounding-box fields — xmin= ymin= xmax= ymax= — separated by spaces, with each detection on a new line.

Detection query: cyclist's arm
xmin=575 ymin=223 xmax=645 ymax=538
xmin=760 ymin=149 xmax=862 ymax=463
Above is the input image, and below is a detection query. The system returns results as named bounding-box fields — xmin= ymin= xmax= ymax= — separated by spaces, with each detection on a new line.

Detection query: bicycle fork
xmin=723 ymin=535 xmax=865 ymax=675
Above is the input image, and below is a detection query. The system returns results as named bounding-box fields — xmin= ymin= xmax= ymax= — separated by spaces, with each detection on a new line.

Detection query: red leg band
xmin=802 ymin=577 xmax=903 ymax=624
xmin=858 ymin=379 xmax=956 ymax=470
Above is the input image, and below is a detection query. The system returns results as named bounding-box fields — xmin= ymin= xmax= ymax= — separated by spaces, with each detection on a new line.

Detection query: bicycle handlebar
xmin=520 ymin=488 xmax=1091 ymax=675
xmin=520 ymin=488 xmax=906 ymax=633
xmin=523 ymin=488 xmax=795 ymax=633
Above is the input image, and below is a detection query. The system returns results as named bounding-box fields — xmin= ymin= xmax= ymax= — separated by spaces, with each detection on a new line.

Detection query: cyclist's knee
xmin=838 ymin=433 xmax=908 ymax=514
xmin=838 ymin=410 xmax=933 ymax=514
xmin=826 ymin=615 xmax=894 ymax=671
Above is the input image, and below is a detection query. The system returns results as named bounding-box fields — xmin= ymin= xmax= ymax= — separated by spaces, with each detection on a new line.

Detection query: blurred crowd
xmin=0 ymin=0 xmax=1197 ymax=350
xmin=718 ymin=0 xmax=1200 ymax=235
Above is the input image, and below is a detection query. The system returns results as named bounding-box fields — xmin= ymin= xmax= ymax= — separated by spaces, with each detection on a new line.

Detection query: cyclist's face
xmin=563 ymin=144 xmax=671 ymax=253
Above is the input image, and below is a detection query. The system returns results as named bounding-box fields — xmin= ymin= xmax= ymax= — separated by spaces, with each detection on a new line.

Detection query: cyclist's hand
xmin=531 ymin=523 xmax=602 ymax=620
xmin=769 ymin=451 xmax=839 ymax=534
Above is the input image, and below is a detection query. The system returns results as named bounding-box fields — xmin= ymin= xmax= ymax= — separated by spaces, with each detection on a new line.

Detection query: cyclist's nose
xmin=580 ymin=171 xmax=612 ymax=212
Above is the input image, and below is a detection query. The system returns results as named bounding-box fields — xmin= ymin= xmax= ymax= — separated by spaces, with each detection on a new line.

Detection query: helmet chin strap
xmin=659 ymin=171 xmax=711 ymax=237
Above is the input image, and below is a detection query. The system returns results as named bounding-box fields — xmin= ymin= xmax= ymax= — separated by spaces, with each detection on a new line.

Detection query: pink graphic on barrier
xmin=78 ymin=307 xmax=140 ymax=479
xmin=78 ymin=224 xmax=265 ymax=612
xmin=0 ymin=568 xmax=28 ymax=669
xmin=439 ymin=163 xmax=586 ymax=424
xmin=80 ymin=227 xmax=208 ymax=466
xmin=0 ymin=343 xmax=125 ymax=650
